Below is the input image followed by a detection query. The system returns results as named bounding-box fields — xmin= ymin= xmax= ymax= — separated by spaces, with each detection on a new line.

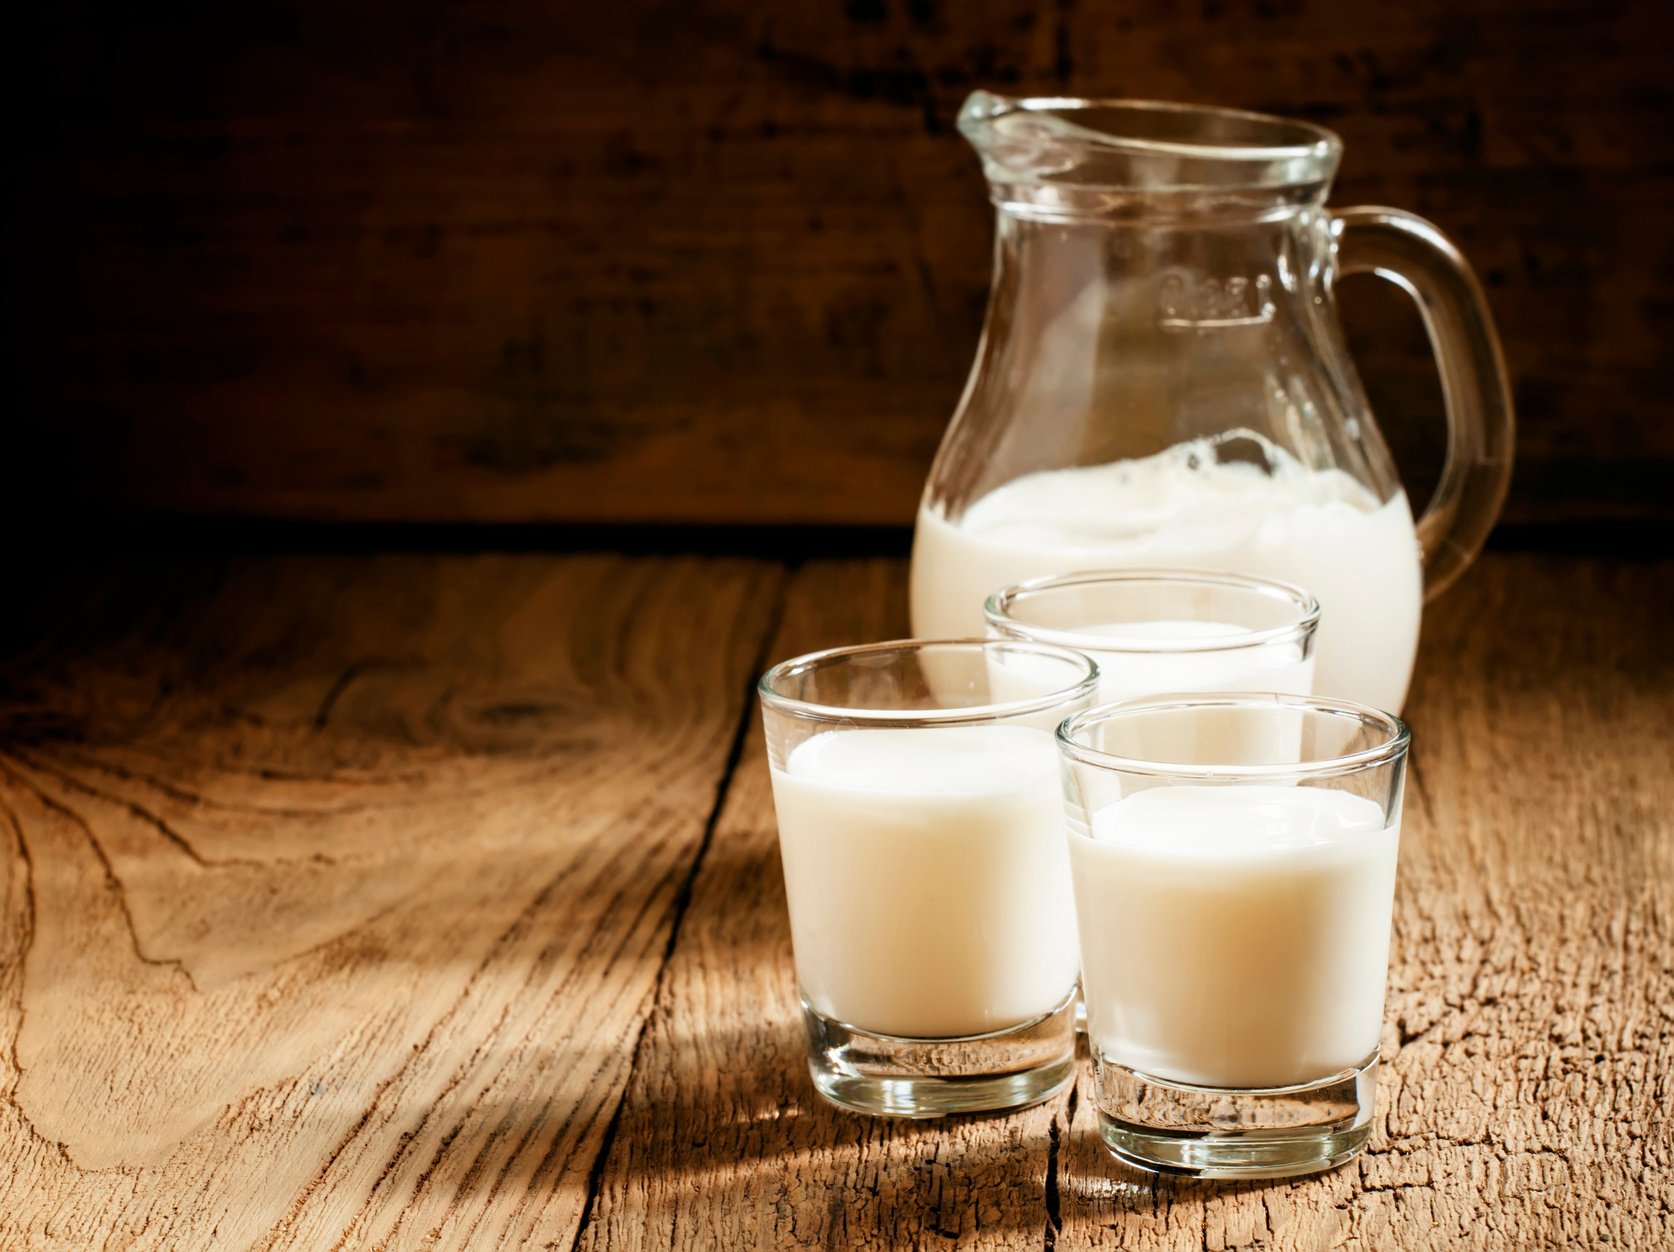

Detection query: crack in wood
xmin=363 ymin=813 xmax=709 ymax=1247
xmin=0 ymin=757 xmax=200 ymax=993
xmin=11 ymin=748 xmax=345 ymax=870
xmin=0 ymin=797 xmax=79 ymax=1171
xmin=568 ymin=565 xmax=791 ymax=1252
xmin=1042 ymin=1114 xmax=1064 ymax=1248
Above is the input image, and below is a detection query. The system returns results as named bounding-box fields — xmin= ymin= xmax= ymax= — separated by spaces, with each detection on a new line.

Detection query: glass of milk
xmin=985 ymin=569 xmax=1320 ymax=704
xmin=758 ymin=639 xmax=1098 ymax=1118
xmin=1057 ymin=693 xmax=1410 ymax=1178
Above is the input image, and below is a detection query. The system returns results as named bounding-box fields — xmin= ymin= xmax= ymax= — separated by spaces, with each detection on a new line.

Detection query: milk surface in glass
xmin=770 ymin=724 xmax=1078 ymax=1039
xmin=1071 ymin=784 xmax=1400 ymax=1089
xmin=912 ymin=434 xmax=1421 ymax=712
xmin=985 ymin=620 xmax=1313 ymax=719
xmin=1065 ymin=620 xmax=1313 ymax=703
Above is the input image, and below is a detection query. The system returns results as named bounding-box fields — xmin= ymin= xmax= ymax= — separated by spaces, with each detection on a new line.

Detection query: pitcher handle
xmin=1331 ymin=207 xmax=1516 ymax=601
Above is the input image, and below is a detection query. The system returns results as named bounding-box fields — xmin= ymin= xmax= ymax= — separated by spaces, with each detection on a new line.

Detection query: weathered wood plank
xmin=2 ymin=552 xmax=1667 ymax=1248
xmin=1056 ymin=557 xmax=1674 ymax=1247
xmin=19 ymin=1 xmax=1674 ymax=528
xmin=578 ymin=559 xmax=1070 ymax=1250
xmin=0 ymin=554 xmax=782 ymax=1249
xmin=584 ymin=555 xmax=1673 ymax=1249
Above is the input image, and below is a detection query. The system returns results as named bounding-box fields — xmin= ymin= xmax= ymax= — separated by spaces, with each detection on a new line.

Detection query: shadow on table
xmin=426 ymin=1020 xmax=1325 ymax=1248
xmin=610 ymin=1025 xmax=1066 ymax=1241
xmin=430 ymin=1016 xmax=1067 ymax=1241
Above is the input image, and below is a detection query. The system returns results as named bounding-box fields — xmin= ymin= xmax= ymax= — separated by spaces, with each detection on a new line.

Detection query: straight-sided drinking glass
xmin=759 ymin=639 xmax=1097 ymax=1117
xmin=1058 ymin=694 xmax=1409 ymax=1178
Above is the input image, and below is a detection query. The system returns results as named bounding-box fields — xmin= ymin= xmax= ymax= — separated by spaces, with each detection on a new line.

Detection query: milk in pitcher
xmin=913 ymin=433 xmax=1421 ymax=713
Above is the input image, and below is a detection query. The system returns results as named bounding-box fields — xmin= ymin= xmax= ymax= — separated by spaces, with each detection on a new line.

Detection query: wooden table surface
xmin=1 ymin=551 xmax=1668 ymax=1250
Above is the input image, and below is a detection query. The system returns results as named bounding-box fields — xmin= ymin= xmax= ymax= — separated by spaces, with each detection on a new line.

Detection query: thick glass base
xmin=1094 ymin=1048 xmax=1378 ymax=1179
xmin=803 ymin=989 xmax=1078 ymax=1118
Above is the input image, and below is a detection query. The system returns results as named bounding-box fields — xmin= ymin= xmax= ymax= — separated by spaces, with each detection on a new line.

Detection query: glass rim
xmin=985 ymin=568 xmax=1321 ymax=654
xmin=1056 ymin=691 xmax=1410 ymax=780
xmin=959 ymin=92 xmax=1343 ymax=165
xmin=757 ymin=637 xmax=1099 ymax=728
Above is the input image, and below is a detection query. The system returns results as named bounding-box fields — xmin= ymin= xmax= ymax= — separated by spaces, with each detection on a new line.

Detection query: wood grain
xmin=1 ymin=552 xmax=1668 ymax=1248
xmin=19 ymin=0 xmax=1674 ymax=528
xmin=577 ymin=560 xmax=1070 ymax=1250
xmin=1054 ymin=555 xmax=1674 ymax=1248
xmin=0 ymin=554 xmax=782 ymax=1249
xmin=583 ymin=555 xmax=1673 ymax=1249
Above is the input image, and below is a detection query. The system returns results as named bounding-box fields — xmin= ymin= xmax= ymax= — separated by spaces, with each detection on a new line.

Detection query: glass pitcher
xmin=910 ymin=92 xmax=1514 ymax=714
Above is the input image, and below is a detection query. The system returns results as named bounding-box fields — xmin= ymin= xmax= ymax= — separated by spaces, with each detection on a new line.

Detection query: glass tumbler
xmin=758 ymin=639 xmax=1098 ymax=1118
xmin=1057 ymin=694 xmax=1410 ymax=1178
xmin=985 ymin=568 xmax=1320 ymax=703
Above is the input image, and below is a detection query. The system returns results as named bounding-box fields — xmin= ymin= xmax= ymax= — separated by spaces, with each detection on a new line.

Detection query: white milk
xmin=912 ymin=435 xmax=1422 ymax=712
xmin=1067 ymin=620 xmax=1314 ymax=704
xmin=770 ymin=725 xmax=1079 ymax=1039
xmin=1071 ymin=784 xmax=1400 ymax=1089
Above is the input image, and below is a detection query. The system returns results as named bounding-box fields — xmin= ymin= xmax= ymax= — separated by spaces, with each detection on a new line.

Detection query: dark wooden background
xmin=17 ymin=0 xmax=1672 ymax=533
